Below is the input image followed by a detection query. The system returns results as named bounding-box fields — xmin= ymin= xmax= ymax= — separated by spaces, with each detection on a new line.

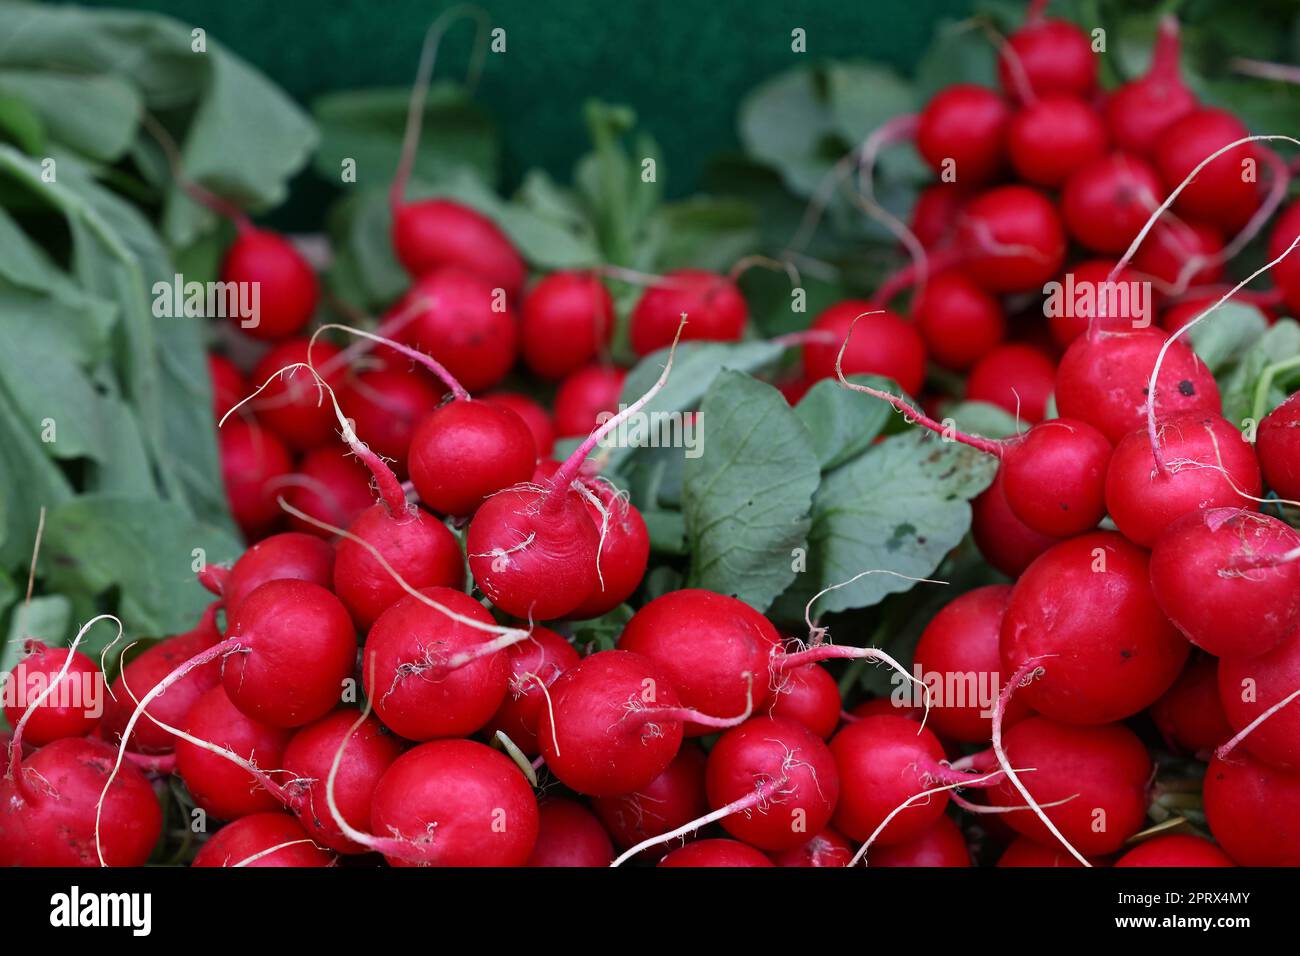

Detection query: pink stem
xmin=124 ymin=751 xmax=177 ymax=775
xmin=331 ymin=321 xmax=470 ymax=402
xmin=917 ymin=756 xmax=1004 ymax=789
xmin=197 ymin=564 xmax=229 ymax=597
xmin=140 ymin=114 xmax=253 ymax=234
xmin=1148 ymin=16 xmax=1184 ymax=85
xmin=1216 ymin=688 xmax=1300 ymax=761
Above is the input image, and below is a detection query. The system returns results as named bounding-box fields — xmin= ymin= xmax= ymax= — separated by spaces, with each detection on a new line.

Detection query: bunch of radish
xmin=6 ymin=0 xmax=1300 ymax=869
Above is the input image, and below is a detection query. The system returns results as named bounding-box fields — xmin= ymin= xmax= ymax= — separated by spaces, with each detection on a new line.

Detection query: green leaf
xmin=569 ymin=604 xmax=634 ymax=654
xmin=0 ymin=595 xmax=72 ymax=678
xmin=647 ymin=197 xmax=760 ymax=273
xmin=738 ymin=66 xmax=842 ymax=198
xmin=0 ymin=70 xmax=140 ymax=161
xmin=1220 ymin=318 xmax=1300 ymax=425
xmin=0 ymin=92 xmax=44 ymax=153
xmin=794 ymin=374 xmax=893 ymax=471
xmin=772 ymin=430 xmax=997 ymax=620
xmin=683 ymin=372 xmax=819 ymax=612
xmin=1186 ymin=302 xmax=1270 ymax=374
xmin=914 ymin=20 xmax=1000 ymax=97
xmin=941 ymin=400 xmax=1024 ymax=439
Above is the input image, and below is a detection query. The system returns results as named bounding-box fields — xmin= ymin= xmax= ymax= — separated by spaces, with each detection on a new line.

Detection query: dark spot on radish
xmin=1178 ymin=379 xmax=1195 ymax=396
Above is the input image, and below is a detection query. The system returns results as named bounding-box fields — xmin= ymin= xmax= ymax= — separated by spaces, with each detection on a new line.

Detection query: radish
xmin=174 ymin=686 xmax=295 ymax=820
xmin=1055 ymin=328 xmax=1220 ymax=444
xmin=1007 ymin=95 xmax=1108 ymax=188
xmin=1001 ymin=531 xmax=1188 ymax=724
xmin=220 ymin=229 xmax=319 ymax=341
xmin=658 ymin=839 xmax=774 ymax=867
xmin=971 ymin=469 xmax=1063 ymax=576
xmin=770 ymin=828 xmax=853 ymax=867
xmin=3 ymin=642 xmax=103 ymax=745
xmin=1104 ymin=16 xmax=1196 ymax=157
xmin=483 ymin=392 xmax=556 ymax=458
xmin=1061 ymin=153 xmax=1164 ymax=254
xmin=1154 ymin=109 xmax=1260 ymax=231
xmin=281 ymin=709 xmax=403 ymax=854
xmin=801 ymin=303 xmax=926 ymax=395
xmin=956 ymin=186 xmax=1067 ymax=293
xmin=1150 ymin=509 xmax=1300 ymax=657
xmin=986 ymin=716 xmax=1151 ymax=856
xmin=996 ymin=835 xmax=1087 ymax=867
xmin=569 ymin=481 xmax=650 ymax=618
xmin=592 ymin=745 xmax=708 ymax=852
xmin=283 ymin=447 xmax=376 ymax=538
xmin=521 ymin=271 xmax=614 ymax=379
xmin=913 ymin=585 xmax=1030 ymax=743
xmin=1218 ymin=629 xmax=1300 ymax=770
xmin=965 ymin=343 xmax=1055 ymax=423
xmin=221 ymin=531 xmax=335 ymax=616
xmin=219 ymin=419 xmax=293 ymax=539
xmin=1258 ymin=391 xmax=1300 ymax=500
xmin=915 ymin=84 xmax=1010 ymax=186
xmin=526 ymin=799 xmax=614 ymax=867
xmin=870 ymin=815 xmax=971 ymax=867
xmin=192 ymin=812 xmax=334 ymax=867
xmin=1203 ymin=751 xmax=1300 ymax=866
xmin=486 ymin=627 xmax=580 ymax=756
xmin=768 ymin=663 xmax=841 ymax=740
xmin=1133 ymin=220 xmax=1226 ymax=293
xmin=553 ymin=364 xmax=627 ymax=438
xmin=362 ymin=586 xmax=516 ymax=741
xmin=340 ymin=366 xmax=441 ymax=474
xmin=538 ymin=650 xmax=749 ymax=797
xmin=910 ymin=184 xmax=965 ymax=247
xmin=1047 ymin=259 xmax=1154 ymax=348
xmin=1104 ymin=414 xmax=1261 ymax=548
xmin=629 ymin=269 xmax=747 ymax=355
xmin=1268 ymin=201 xmax=1300 ymax=315
xmin=250 ymin=339 xmax=346 ymax=451
xmin=1000 ymin=419 xmax=1112 ymax=536
xmin=618 ymin=589 xmax=783 ymax=733
xmin=913 ymin=271 xmax=1005 ymax=370
xmin=1151 ymin=656 xmax=1233 ymax=757
xmin=100 ymin=603 xmax=223 ymax=755
xmin=367 ymin=738 xmax=539 ymax=867
xmin=209 ymin=355 xmax=246 ymax=420
xmin=1114 ymin=833 xmax=1233 ymax=868
xmin=998 ymin=1 xmax=1097 ymax=102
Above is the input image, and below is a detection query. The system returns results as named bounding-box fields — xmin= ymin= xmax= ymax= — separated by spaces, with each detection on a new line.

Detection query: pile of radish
xmin=5 ymin=0 xmax=1300 ymax=869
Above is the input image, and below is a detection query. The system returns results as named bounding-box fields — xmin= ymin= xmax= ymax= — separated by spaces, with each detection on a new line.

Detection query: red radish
xmin=629 ymin=269 xmax=747 ymax=356
xmin=801 ymin=302 xmax=926 ymax=395
xmin=1061 ymin=153 xmax=1164 ymax=254
xmin=1008 ymin=95 xmax=1108 ymax=188
xmin=1218 ymin=630 xmax=1300 ymax=771
xmin=362 ymin=587 xmax=514 ymax=741
xmin=553 ymin=364 xmax=627 ymax=438
xmin=996 ymin=835 xmax=1087 ymax=867
xmin=569 ymin=482 xmax=650 ymax=619
xmin=987 ymin=716 xmax=1151 ymax=856
xmin=1001 ymin=531 xmax=1188 ymax=724
xmin=770 ymin=828 xmax=853 ymax=867
xmin=281 ymin=710 xmax=403 ymax=854
xmin=592 ymin=745 xmax=708 ymax=852
xmin=957 ymin=186 xmax=1067 ymax=293
xmin=223 ymin=579 xmax=356 ymax=728
xmin=965 ymin=343 xmax=1055 ymax=423
xmin=209 ymin=355 xmax=246 ymax=420
xmin=1104 ymin=414 xmax=1260 ymax=548
xmin=971 ymin=469 xmax=1063 ymax=576
xmin=910 ymin=184 xmax=965 ymax=247
xmin=769 ymin=663 xmax=841 ymax=740
xmin=339 ymin=367 xmax=441 ymax=473
xmin=521 ymin=271 xmax=614 ymax=378
xmin=1104 ymin=17 xmax=1196 ymax=157
xmin=526 ymin=799 xmax=614 ymax=867
xmin=221 ymin=531 xmax=335 ymax=617
xmin=100 ymin=604 xmax=223 ymax=755
xmin=0 ymin=736 xmax=161 ymax=867
xmin=913 ymin=271 xmax=1005 ymax=370
xmin=1047 ymin=259 xmax=1155 ymax=348
xmin=284 ymin=448 xmax=376 ymax=537
xmin=1203 ymin=751 xmax=1300 ymax=866
xmin=1150 ymin=509 xmax=1300 ymax=658
xmin=998 ymin=3 xmax=1097 ymax=102
xmin=870 ymin=815 xmax=971 ymax=867
xmin=483 ymin=392 xmax=555 ymax=457
xmin=3 ymin=642 xmax=103 ymax=745
xmin=249 ymin=339 xmax=345 ymax=451
xmin=659 ymin=839 xmax=774 ymax=867
xmin=1258 ymin=391 xmax=1300 ymax=500
xmin=1269 ymin=201 xmax=1300 ymax=315
xmin=219 ymin=419 xmax=293 ymax=539
xmin=193 ymin=812 xmax=334 ymax=867
xmin=487 ymin=628 xmax=581 ymax=756
xmin=618 ymin=589 xmax=782 ymax=733
xmin=914 ymin=84 xmax=1010 ymax=186
xmin=1151 ymin=656 xmax=1233 ymax=756
xmin=392 ymin=201 xmax=525 ymax=297
xmin=1055 ymin=328 xmax=1220 ymax=445
xmin=1114 ymin=833 xmax=1233 ymax=867
xmin=1000 ymin=419 xmax=1112 ymax=536
xmin=386 ymin=268 xmax=518 ymax=392
xmin=1133 ymin=220 xmax=1225 ymax=292
xmin=408 ymin=398 xmax=538 ymax=516
xmin=539 ymin=650 xmax=747 ymax=797
xmin=367 ymin=738 xmax=539 ymax=867
xmin=176 ymin=686 xmax=295 ymax=820
xmin=220 ymin=229 xmax=319 ymax=341
xmin=913 ymin=586 xmax=1029 ymax=743
xmin=1154 ymin=109 xmax=1259 ymax=231
xmin=704 ymin=717 xmax=839 ymax=851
